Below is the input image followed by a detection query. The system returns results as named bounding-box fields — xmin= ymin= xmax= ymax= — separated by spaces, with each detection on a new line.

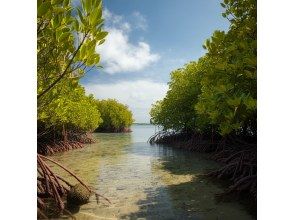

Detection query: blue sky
xmin=82 ymin=0 xmax=230 ymax=123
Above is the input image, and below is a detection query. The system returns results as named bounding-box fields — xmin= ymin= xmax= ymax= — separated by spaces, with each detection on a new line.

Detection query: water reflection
xmin=49 ymin=125 xmax=253 ymax=219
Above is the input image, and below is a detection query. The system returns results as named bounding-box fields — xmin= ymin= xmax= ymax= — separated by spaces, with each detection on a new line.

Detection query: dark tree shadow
xmin=121 ymin=145 xmax=255 ymax=219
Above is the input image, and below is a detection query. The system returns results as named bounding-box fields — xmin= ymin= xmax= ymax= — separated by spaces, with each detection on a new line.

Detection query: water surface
xmin=49 ymin=124 xmax=253 ymax=219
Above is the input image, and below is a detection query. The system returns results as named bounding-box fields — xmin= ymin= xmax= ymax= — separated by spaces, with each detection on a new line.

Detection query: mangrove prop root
xmin=37 ymin=208 xmax=48 ymax=219
xmin=92 ymin=190 xmax=112 ymax=205
xmin=39 ymin=155 xmax=91 ymax=192
xmin=38 ymin=155 xmax=65 ymax=211
xmin=37 ymin=154 xmax=111 ymax=218
xmin=207 ymin=148 xmax=256 ymax=199
xmin=55 ymin=174 xmax=74 ymax=188
xmin=149 ymin=131 xmax=257 ymax=199
xmin=37 ymin=129 xmax=95 ymax=155
xmin=38 ymin=140 xmax=86 ymax=155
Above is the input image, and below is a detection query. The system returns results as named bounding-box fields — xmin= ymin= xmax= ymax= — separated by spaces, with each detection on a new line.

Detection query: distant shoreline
xmin=132 ymin=123 xmax=152 ymax=125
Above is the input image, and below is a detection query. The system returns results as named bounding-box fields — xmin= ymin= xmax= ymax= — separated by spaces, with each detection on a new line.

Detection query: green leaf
xmin=243 ymin=97 xmax=256 ymax=110
xmin=80 ymin=44 xmax=87 ymax=59
xmin=58 ymin=32 xmax=71 ymax=42
xmin=227 ymin=97 xmax=241 ymax=107
xmin=95 ymin=31 xmax=108 ymax=41
xmin=62 ymin=27 xmax=70 ymax=32
xmin=90 ymin=8 xmax=102 ymax=26
xmin=215 ymin=63 xmax=226 ymax=70
xmin=77 ymin=8 xmax=86 ymax=25
xmin=51 ymin=0 xmax=63 ymax=5
xmin=98 ymin=39 xmax=105 ymax=45
xmin=53 ymin=7 xmax=67 ymax=14
xmin=220 ymin=124 xmax=232 ymax=135
xmin=51 ymin=15 xmax=59 ymax=28
xmin=83 ymin=0 xmax=91 ymax=13
xmin=94 ymin=54 xmax=100 ymax=63
xmin=73 ymin=19 xmax=79 ymax=30
xmin=63 ymin=0 xmax=70 ymax=7
xmin=244 ymin=70 xmax=255 ymax=79
xmin=232 ymin=122 xmax=241 ymax=130
xmin=37 ymin=0 xmax=42 ymax=8
xmin=38 ymin=2 xmax=52 ymax=17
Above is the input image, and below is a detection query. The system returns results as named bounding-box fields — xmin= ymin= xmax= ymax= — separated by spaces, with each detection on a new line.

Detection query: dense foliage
xmin=150 ymin=62 xmax=202 ymax=132
xmin=150 ymin=0 xmax=256 ymax=137
xmin=37 ymin=0 xmax=107 ymax=135
xmin=95 ymin=99 xmax=134 ymax=132
xmin=38 ymin=83 xmax=102 ymax=132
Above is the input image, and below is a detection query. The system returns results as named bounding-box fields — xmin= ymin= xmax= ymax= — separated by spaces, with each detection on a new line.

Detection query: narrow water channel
xmin=49 ymin=124 xmax=253 ymax=219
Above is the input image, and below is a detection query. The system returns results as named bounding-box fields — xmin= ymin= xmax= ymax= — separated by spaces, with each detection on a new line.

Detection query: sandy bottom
xmin=49 ymin=126 xmax=254 ymax=220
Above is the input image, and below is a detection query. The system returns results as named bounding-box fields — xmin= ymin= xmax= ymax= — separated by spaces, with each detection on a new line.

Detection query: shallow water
xmin=49 ymin=124 xmax=253 ymax=219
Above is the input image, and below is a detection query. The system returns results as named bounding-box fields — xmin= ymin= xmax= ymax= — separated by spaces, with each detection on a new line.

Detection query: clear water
xmin=49 ymin=124 xmax=253 ymax=219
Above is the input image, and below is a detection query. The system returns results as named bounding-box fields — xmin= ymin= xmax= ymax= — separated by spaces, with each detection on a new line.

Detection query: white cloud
xmin=132 ymin=11 xmax=148 ymax=31
xmin=96 ymin=9 xmax=160 ymax=74
xmin=103 ymin=8 xmax=131 ymax=32
xmin=84 ymin=80 xmax=168 ymax=123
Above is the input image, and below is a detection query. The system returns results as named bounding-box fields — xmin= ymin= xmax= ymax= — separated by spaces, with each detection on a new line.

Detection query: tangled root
xmin=37 ymin=141 xmax=85 ymax=155
xmin=208 ymin=147 xmax=256 ymax=199
xmin=149 ymin=131 xmax=257 ymax=200
xmin=37 ymin=154 xmax=110 ymax=219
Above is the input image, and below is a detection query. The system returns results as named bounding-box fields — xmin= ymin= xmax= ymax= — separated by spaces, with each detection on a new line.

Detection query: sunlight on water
xmin=49 ymin=124 xmax=253 ymax=219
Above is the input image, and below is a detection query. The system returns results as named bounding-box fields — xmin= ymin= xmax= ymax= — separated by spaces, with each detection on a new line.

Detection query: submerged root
xmin=37 ymin=154 xmax=110 ymax=219
xmin=37 ymin=141 xmax=85 ymax=155
xmin=149 ymin=131 xmax=257 ymax=200
xmin=148 ymin=130 xmax=218 ymax=152
xmin=208 ymin=147 xmax=257 ymax=199
xmin=37 ymin=129 xmax=95 ymax=155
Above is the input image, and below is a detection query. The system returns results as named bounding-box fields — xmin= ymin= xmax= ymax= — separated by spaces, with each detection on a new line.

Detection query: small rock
xmin=67 ymin=183 xmax=91 ymax=205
